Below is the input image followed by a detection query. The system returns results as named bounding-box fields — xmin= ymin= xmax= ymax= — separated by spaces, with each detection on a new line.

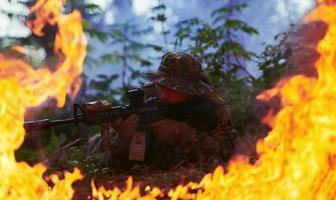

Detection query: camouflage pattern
xmin=189 ymin=92 xmax=236 ymax=165
xmin=143 ymin=52 xmax=236 ymax=166
xmin=48 ymin=52 xmax=236 ymax=170
xmin=145 ymin=52 xmax=214 ymax=95
xmin=141 ymin=84 xmax=236 ymax=168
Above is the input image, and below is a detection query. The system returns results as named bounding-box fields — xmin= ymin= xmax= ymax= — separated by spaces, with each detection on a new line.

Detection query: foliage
xmin=15 ymin=147 xmax=38 ymax=164
xmin=171 ymin=2 xmax=259 ymax=131
xmin=174 ymin=3 xmax=258 ymax=80
xmin=84 ymin=19 xmax=164 ymax=105
xmin=150 ymin=3 xmax=170 ymax=49
xmin=255 ymin=31 xmax=292 ymax=90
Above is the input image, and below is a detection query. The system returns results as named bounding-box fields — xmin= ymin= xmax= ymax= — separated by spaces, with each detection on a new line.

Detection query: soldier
xmin=48 ymin=52 xmax=236 ymax=170
xmin=109 ymin=52 xmax=236 ymax=169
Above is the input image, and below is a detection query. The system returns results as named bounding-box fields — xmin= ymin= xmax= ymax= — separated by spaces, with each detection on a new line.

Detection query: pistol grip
xmin=101 ymin=123 xmax=112 ymax=154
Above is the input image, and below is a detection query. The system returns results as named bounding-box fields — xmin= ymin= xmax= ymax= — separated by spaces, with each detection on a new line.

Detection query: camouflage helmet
xmin=145 ymin=52 xmax=214 ymax=95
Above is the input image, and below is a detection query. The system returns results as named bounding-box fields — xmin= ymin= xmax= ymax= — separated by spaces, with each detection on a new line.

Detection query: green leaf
xmin=131 ymin=27 xmax=153 ymax=35
xmin=129 ymin=42 xmax=145 ymax=51
xmin=224 ymin=19 xmax=245 ymax=29
xmin=190 ymin=18 xmax=201 ymax=25
xmin=84 ymin=20 xmax=108 ymax=42
xmin=15 ymin=147 xmax=38 ymax=163
xmin=139 ymin=59 xmax=152 ymax=66
xmin=97 ymin=74 xmax=108 ymax=79
xmin=223 ymin=19 xmax=258 ymax=35
xmin=211 ymin=6 xmax=231 ymax=17
xmin=85 ymin=3 xmax=102 ymax=15
xmin=109 ymin=29 xmax=126 ymax=41
xmin=241 ymin=26 xmax=259 ymax=35
xmin=99 ymin=53 xmax=120 ymax=64
xmin=212 ymin=15 xmax=227 ymax=24
xmin=152 ymin=4 xmax=166 ymax=11
xmin=84 ymin=55 xmax=100 ymax=68
xmin=146 ymin=44 xmax=163 ymax=52
xmin=211 ymin=3 xmax=248 ymax=17
xmin=90 ymin=79 xmax=110 ymax=91
xmin=156 ymin=14 xmax=167 ymax=22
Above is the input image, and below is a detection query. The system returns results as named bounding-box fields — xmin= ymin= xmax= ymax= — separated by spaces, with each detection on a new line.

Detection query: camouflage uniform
xmin=112 ymin=52 xmax=236 ymax=168
xmin=48 ymin=52 xmax=236 ymax=170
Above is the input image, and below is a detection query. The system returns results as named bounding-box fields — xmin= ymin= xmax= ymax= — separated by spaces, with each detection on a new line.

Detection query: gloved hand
xmin=149 ymin=118 xmax=198 ymax=150
xmin=110 ymin=114 xmax=139 ymax=154
xmin=113 ymin=114 xmax=148 ymax=161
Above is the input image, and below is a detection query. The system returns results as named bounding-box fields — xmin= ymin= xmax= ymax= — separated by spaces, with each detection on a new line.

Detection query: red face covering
xmin=156 ymin=84 xmax=191 ymax=104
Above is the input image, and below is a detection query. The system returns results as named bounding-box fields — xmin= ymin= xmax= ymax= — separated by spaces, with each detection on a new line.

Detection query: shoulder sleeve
xmin=208 ymin=93 xmax=237 ymax=157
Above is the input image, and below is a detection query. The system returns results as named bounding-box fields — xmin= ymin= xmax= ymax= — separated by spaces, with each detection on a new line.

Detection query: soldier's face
xmin=156 ymin=84 xmax=191 ymax=104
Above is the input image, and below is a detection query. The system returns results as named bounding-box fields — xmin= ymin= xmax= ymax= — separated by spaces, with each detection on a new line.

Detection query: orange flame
xmin=2 ymin=0 xmax=335 ymax=199
xmin=91 ymin=1 xmax=336 ymax=199
xmin=0 ymin=0 xmax=86 ymax=199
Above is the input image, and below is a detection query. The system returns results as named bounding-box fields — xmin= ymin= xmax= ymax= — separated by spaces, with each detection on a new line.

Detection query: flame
xmin=91 ymin=177 xmax=164 ymax=200
xmin=91 ymin=1 xmax=336 ymax=199
xmin=0 ymin=0 xmax=86 ymax=199
xmin=2 ymin=0 xmax=335 ymax=199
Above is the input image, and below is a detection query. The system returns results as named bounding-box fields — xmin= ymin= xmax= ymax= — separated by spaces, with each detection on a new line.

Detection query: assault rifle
xmin=24 ymin=88 xmax=218 ymax=160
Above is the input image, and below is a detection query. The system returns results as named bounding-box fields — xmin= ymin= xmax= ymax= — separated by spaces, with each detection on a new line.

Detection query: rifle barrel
xmin=24 ymin=117 xmax=82 ymax=132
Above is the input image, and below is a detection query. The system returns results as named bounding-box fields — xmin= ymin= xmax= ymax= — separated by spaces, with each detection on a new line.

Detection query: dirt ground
xmin=70 ymin=126 xmax=267 ymax=199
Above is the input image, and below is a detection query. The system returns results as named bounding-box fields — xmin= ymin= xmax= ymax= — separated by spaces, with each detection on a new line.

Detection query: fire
xmin=91 ymin=0 xmax=336 ymax=199
xmin=0 ymin=0 xmax=86 ymax=199
xmin=1 ymin=0 xmax=335 ymax=199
